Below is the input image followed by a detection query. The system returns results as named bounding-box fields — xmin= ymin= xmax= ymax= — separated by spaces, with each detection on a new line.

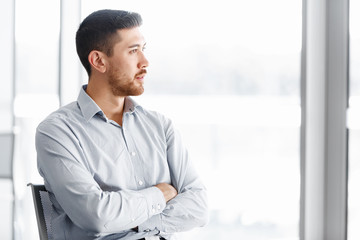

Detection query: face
xmin=106 ymin=27 xmax=149 ymax=97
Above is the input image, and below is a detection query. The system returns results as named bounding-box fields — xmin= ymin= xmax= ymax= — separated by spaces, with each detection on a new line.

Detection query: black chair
xmin=27 ymin=183 xmax=53 ymax=240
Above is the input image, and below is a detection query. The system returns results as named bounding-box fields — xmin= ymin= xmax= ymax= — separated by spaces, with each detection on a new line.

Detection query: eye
xmin=130 ymin=49 xmax=138 ymax=54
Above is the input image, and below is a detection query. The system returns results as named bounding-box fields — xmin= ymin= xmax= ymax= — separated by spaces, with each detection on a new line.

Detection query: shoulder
xmin=136 ymin=106 xmax=177 ymax=143
xmin=138 ymin=105 xmax=173 ymax=129
xmin=37 ymin=101 xmax=82 ymax=133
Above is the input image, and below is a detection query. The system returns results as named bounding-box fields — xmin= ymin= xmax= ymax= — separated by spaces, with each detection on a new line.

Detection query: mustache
xmin=136 ymin=69 xmax=147 ymax=76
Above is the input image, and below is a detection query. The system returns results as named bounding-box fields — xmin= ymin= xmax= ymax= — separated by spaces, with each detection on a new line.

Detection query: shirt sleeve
xmin=36 ymin=118 xmax=166 ymax=235
xmin=138 ymin=117 xmax=209 ymax=236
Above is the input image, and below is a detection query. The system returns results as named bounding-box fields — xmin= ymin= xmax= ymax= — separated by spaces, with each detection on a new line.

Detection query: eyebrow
xmin=128 ymin=43 xmax=146 ymax=49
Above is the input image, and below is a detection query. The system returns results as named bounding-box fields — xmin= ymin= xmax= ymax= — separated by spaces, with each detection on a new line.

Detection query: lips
xmin=135 ymin=69 xmax=147 ymax=81
xmin=136 ymin=74 xmax=146 ymax=79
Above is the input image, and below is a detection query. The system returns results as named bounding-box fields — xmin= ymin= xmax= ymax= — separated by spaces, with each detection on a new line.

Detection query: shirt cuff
xmin=139 ymin=186 xmax=166 ymax=218
xmin=138 ymin=213 xmax=162 ymax=234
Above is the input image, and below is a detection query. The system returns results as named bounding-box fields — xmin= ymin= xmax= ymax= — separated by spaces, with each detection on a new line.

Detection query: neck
xmin=86 ymin=77 xmax=125 ymax=126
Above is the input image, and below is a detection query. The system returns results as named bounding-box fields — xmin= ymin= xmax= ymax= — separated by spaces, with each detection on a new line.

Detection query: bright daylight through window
xmin=348 ymin=0 xmax=360 ymax=239
xmin=4 ymin=0 xmax=302 ymax=239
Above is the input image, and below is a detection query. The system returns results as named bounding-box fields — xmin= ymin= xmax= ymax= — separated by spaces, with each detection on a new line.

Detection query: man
xmin=35 ymin=9 xmax=208 ymax=240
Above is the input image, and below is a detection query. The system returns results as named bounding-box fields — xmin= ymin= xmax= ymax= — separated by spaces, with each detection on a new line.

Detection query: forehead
xmin=115 ymin=27 xmax=146 ymax=47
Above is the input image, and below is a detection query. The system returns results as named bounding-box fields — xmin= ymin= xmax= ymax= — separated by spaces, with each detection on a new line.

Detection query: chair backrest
xmin=27 ymin=183 xmax=53 ymax=240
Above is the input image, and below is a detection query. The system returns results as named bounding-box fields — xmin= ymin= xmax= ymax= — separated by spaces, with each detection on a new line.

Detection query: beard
xmin=108 ymin=65 xmax=146 ymax=97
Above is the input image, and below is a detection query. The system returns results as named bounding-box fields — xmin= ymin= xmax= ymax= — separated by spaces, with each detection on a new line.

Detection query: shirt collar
xmin=124 ymin=96 xmax=145 ymax=114
xmin=77 ymin=85 xmax=145 ymax=122
xmin=77 ymin=85 xmax=103 ymax=121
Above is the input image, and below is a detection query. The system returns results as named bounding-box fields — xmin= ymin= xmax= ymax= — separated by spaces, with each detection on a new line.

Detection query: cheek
xmin=110 ymin=56 xmax=138 ymax=75
xmin=124 ymin=63 xmax=138 ymax=76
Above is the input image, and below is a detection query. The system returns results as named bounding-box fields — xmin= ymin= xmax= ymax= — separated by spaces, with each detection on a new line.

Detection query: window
xmin=0 ymin=0 xmax=14 ymax=239
xmin=8 ymin=1 xmax=302 ymax=239
xmin=347 ymin=0 xmax=360 ymax=239
xmin=13 ymin=1 xmax=60 ymax=239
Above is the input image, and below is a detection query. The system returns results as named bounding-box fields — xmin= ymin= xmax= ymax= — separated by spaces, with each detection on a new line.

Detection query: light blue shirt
xmin=35 ymin=85 xmax=208 ymax=240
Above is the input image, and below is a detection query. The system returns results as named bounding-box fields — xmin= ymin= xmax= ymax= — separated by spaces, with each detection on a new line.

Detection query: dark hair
xmin=76 ymin=9 xmax=142 ymax=76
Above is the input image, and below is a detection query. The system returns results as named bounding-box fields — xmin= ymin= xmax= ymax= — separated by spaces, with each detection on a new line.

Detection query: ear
xmin=88 ymin=50 xmax=107 ymax=73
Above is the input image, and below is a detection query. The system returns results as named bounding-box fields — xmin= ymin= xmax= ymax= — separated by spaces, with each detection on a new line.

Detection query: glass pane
xmin=81 ymin=1 xmax=302 ymax=239
xmin=0 ymin=1 xmax=14 ymax=239
xmin=348 ymin=0 xmax=360 ymax=239
xmin=14 ymin=0 xmax=60 ymax=119
xmin=13 ymin=1 xmax=60 ymax=239
xmin=0 ymin=0 xmax=14 ymax=132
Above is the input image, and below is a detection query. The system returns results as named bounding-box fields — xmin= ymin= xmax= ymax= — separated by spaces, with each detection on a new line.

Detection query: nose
xmin=138 ymin=51 xmax=149 ymax=69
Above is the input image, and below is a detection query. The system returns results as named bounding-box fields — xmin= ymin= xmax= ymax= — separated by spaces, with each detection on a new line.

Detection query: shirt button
xmin=157 ymin=204 xmax=161 ymax=210
xmin=131 ymin=152 xmax=136 ymax=156
xmin=138 ymin=180 xmax=143 ymax=186
xmin=152 ymin=207 xmax=156 ymax=213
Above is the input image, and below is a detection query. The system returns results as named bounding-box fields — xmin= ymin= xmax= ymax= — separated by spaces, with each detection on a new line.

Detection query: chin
xmin=129 ymin=86 xmax=144 ymax=96
xmin=134 ymin=89 xmax=144 ymax=96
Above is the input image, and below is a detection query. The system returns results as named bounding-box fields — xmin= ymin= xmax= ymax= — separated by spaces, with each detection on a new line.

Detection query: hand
xmin=155 ymin=183 xmax=178 ymax=202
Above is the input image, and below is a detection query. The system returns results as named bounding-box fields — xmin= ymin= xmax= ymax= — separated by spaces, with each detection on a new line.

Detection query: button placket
xmin=122 ymin=115 xmax=144 ymax=191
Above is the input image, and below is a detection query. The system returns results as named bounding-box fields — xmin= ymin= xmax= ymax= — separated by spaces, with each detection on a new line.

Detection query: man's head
xmin=76 ymin=9 xmax=143 ymax=77
xmin=76 ymin=9 xmax=148 ymax=97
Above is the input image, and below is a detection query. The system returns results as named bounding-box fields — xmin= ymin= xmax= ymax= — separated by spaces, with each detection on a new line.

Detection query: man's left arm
xmin=138 ymin=118 xmax=209 ymax=236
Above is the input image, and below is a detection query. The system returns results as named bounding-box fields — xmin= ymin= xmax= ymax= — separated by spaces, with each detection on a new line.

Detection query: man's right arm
xmin=36 ymin=119 xmax=166 ymax=234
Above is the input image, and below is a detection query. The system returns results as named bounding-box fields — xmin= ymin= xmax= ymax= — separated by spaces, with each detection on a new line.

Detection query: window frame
xmin=300 ymin=0 xmax=349 ymax=239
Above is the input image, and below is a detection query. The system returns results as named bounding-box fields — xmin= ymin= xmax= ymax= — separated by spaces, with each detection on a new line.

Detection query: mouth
xmin=135 ymin=74 xmax=145 ymax=84
xmin=136 ymin=74 xmax=146 ymax=80
xmin=135 ymin=70 xmax=147 ymax=82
